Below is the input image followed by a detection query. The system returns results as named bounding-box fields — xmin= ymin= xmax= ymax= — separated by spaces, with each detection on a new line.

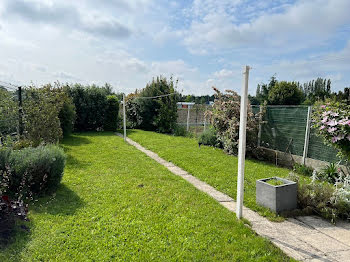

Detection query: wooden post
xmin=236 ymin=65 xmax=250 ymax=219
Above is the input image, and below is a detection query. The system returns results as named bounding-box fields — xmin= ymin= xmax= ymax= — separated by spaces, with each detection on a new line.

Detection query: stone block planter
xmin=256 ymin=177 xmax=297 ymax=213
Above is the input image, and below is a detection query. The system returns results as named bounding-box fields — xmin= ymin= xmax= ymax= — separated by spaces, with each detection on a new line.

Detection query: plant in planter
xmin=256 ymin=177 xmax=297 ymax=213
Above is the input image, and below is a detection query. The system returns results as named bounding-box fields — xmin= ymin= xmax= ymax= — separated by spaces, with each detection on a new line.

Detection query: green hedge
xmin=0 ymin=145 xmax=66 ymax=196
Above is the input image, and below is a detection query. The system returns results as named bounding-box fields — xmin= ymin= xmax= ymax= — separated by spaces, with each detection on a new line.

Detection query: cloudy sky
xmin=0 ymin=0 xmax=349 ymax=95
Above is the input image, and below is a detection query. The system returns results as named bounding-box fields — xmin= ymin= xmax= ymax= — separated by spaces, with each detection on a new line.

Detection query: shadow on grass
xmin=32 ymin=184 xmax=84 ymax=216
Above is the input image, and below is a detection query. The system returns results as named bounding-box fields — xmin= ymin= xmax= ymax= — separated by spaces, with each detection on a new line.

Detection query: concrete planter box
xmin=256 ymin=177 xmax=297 ymax=213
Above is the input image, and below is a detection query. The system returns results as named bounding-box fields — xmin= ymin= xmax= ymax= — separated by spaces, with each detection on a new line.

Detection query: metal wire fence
xmin=177 ymin=104 xmax=210 ymax=135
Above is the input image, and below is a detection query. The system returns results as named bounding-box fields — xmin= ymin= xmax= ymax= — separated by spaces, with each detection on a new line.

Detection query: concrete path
xmin=119 ymin=134 xmax=350 ymax=262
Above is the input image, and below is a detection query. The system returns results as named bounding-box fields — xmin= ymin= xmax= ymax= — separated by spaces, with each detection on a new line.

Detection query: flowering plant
xmin=312 ymin=101 xmax=350 ymax=161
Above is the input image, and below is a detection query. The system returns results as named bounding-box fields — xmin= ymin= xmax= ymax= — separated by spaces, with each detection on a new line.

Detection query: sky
xmin=0 ymin=0 xmax=349 ymax=95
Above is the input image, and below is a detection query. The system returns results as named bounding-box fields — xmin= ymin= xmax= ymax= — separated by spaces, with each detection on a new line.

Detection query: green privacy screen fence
xmin=253 ymin=105 xmax=341 ymax=163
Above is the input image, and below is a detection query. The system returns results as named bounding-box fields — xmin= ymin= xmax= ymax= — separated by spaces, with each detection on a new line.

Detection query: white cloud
xmin=182 ymin=0 xmax=350 ymax=54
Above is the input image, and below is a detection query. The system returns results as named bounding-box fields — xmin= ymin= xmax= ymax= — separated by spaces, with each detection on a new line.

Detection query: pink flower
xmin=321 ymin=105 xmax=326 ymax=109
xmin=331 ymin=112 xmax=339 ymax=117
xmin=327 ymin=119 xmax=337 ymax=126
xmin=321 ymin=117 xmax=328 ymax=123
xmin=332 ymin=137 xmax=338 ymax=143
xmin=339 ymin=119 xmax=348 ymax=125
xmin=328 ymin=127 xmax=337 ymax=133
xmin=347 ymin=135 xmax=350 ymax=141
xmin=320 ymin=125 xmax=326 ymax=130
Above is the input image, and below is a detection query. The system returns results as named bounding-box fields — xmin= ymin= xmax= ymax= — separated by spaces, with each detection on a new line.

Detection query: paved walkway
xmin=119 ymin=134 xmax=350 ymax=262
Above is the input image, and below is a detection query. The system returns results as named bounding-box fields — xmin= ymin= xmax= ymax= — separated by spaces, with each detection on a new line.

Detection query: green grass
xmin=265 ymin=179 xmax=285 ymax=186
xmin=127 ymin=130 xmax=298 ymax=221
xmin=0 ymin=132 xmax=293 ymax=261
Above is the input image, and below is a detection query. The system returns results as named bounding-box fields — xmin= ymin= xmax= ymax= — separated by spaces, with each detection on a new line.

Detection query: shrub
xmin=288 ymin=171 xmax=350 ymax=223
xmin=198 ymin=127 xmax=220 ymax=147
xmin=312 ymin=100 xmax=350 ymax=161
xmin=173 ymin=125 xmax=188 ymax=137
xmin=23 ymin=85 xmax=69 ymax=145
xmin=104 ymin=95 xmax=119 ymax=131
xmin=0 ymin=170 xmax=28 ymax=245
xmin=293 ymin=163 xmax=314 ymax=176
xmin=0 ymin=89 xmax=18 ymax=137
xmin=59 ymin=98 xmax=76 ymax=137
xmin=65 ymin=84 xmax=112 ymax=131
xmin=320 ymin=162 xmax=341 ymax=184
xmin=126 ymin=76 xmax=179 ymax=133
xmin=1 ymin=145 xmax=66 ymax=196
xmin=206 ymin=87 xmax=259 ymax=155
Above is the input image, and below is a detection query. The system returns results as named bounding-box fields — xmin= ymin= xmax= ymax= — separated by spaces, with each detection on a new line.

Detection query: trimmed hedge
xmin=0 ymin=145 xmax=66 ymax=196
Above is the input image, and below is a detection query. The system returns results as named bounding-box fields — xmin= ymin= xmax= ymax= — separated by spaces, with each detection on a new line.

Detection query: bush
xmin=206 ymin=87 xmax=259 ymax=155
xmin=0 ymin=89 xmax=18 ymax=136
xmin=104 ymin=95 xmax=119 ymax=131
xmin=126 ymin=76 xmax=179 ymax=133
xmin=23 ymin=85 xmax=70 ymax=145
xmin=198 ymin=127 xmax=220 ymax=147
xmin=65 ymin=84 xmax=113 ymax=131
xmin=59 ymin=98 xmax=76 ymax=137
xmin=0 ymin=145 xmax=66 ymax=196
xmin=293 ymin=163 xmax=314 ymax=176
xmin=320 ymin=162 xmax=341 ymax=184
xmin=173 ymin=125 xmax=188 ymax=137
xmin=288 ymin=172 xmax=350 ymax=223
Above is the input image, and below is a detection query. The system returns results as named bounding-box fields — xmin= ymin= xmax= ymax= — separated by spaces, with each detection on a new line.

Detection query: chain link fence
xmin=177 ymin=104 xmax=211 ymax=135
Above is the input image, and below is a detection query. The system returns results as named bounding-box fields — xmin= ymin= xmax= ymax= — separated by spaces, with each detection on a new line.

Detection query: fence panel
xmin=259 ymin=105 xmax=342 ymax=164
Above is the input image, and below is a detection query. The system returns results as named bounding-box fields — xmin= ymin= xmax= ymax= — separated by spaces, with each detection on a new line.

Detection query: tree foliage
xmin=23 ymin=85 xmax=69 ymax=145
xmin=65 ymin=84 xmax=114 ymax=131
xmin=268 ymin=81 xmax=304 ymax=105
xmin=126 ymin=76 xmax=179 ymax=133
xmin=104 ymin=95 xmax=119 ymax=131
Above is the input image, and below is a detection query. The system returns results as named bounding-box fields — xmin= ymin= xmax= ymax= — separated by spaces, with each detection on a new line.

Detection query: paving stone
xmin=270 ymin=234 xmax=327 ymax=261
xmin=219 ymin=201 xmax=236 ymax=212
xmin=298 ymin=232 xmax=350 ymax=253
xmin=278 ymin=218 xmax=316 ymax=237
xmin=296 ymin=216 xmax=334 ymax=230
xmin=327 ymin=249 xmax=350 ymax=262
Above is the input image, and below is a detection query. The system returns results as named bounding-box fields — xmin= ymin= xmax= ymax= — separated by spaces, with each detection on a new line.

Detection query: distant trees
xmin=268 ymin=81 xmax=304 ymax=105
xmin=250 ymin=76 xmax=333 ymax=105
xmin=180 ymin=94 xmax=215 ymax=104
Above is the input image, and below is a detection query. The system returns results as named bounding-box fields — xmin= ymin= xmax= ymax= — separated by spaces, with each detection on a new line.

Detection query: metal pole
xmin=236 ymin=65 xmax=250 ymax=219
xmin=186 ymin=106 xmax=190 ymax=132
xmin=18 ymin=86 xmax=23 ymax=136
xmin=302 ymin=106 xmax=312 ymax=165
xmin=257 ymin=105 xmax=263 ymax=147
xmin=123 ymin=94 xmax=126 ymax=141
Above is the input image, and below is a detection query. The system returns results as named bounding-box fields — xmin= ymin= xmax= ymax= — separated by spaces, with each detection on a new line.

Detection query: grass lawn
xmin=0 ymin=132 xmax=293 ymax=261
xmin=127 ymin=130 xmax=297 ymax=221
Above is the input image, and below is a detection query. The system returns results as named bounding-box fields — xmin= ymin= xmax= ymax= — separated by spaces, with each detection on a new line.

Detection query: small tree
xmin=268 ymin=81 xmax=304 ymax=105
xmin=126 ymin=76 xmax=179 ymax=133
